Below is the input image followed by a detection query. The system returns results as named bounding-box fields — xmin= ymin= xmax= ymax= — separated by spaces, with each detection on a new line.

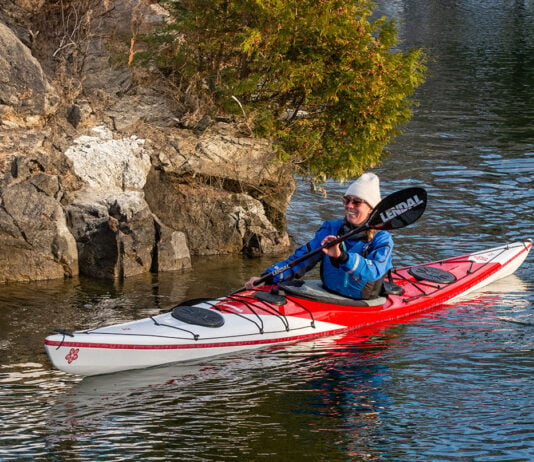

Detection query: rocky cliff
xmin=0 ymin=0 xmax=293 ymax=283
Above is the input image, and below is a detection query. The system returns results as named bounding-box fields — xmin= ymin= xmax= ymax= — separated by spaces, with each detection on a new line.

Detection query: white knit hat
xmin=344 ymin=173 xmax=381 ymax=208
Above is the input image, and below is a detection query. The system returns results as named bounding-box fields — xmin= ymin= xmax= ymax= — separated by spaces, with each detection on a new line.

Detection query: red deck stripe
xmin=44 ymin=328 xmax=349 ymax=351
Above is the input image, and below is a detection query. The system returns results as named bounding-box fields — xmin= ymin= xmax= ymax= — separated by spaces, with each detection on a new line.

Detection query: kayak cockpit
xmin=278 ymin=280 xmax=387 ymax=307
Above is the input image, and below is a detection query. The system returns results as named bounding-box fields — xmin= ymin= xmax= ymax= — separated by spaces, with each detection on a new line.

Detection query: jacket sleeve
xmin=339 ymin=231 xmax=393 ymax=281
xmin=263 ymin=221 xmax=336 ymax=283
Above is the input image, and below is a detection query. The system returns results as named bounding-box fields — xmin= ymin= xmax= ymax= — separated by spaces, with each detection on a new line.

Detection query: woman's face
xmin=343 ymin=196 xmax=373 ymax=227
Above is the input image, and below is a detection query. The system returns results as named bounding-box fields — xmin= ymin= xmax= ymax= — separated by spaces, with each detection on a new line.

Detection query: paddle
xmin=248 ymin=186 xmax=427 ymax=288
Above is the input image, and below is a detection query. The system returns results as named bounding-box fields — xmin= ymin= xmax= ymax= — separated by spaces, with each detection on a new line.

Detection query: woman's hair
xmin=365 ymin=229 xmax=376 ymax=242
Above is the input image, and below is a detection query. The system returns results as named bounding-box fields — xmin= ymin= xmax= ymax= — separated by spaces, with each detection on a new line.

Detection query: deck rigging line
xmin=78 ymin=288 xmax=320 ymax=342
xmin=228 ymin=293 xmax=290 ymax=331
xmin=72 ymin=244 xmax=517 ymax=342
xmin=393 ymin=246 xmax=506 ymax=303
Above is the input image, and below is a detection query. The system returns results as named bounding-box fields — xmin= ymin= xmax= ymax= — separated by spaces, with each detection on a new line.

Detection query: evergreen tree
xmin=152 ymin=0 xmax=426 ymax=182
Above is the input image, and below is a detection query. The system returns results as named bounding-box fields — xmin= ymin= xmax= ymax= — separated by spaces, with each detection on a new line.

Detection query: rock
xmin=67 ymin=191 xmax=153 ymax=279
xmin=144 ymin=123 xmax=293 ymax=256
xmin=67 ymin=105 xmax=81 ymax=128
xmin=107 ymin=90 xmax=179 ymax=131
xmin=154 ymin=218 xmax=190 ymax=272
xmin=64 ymin=128 xmax=191 ymax=279
xmin=193 ymin=115 xmax=213 ymax=134
xmin=64 ymin=126 xmax=150 ymax=192
xmin=145 ymin=179 xmax=290 ymax=256
xmin=51 ymin=203 xmax=79 ymax=278
xmin=66 ymin=195 xmax=121 ymax=280
xmin=175 ymin=123 xmax=288 ymax=186
xmin=0 ymin=173 xmax=78 ymax=283
xmin=67 ymin=190 xmax=191 ymax=279
xmin=0 ymin=2 xmax=294 ymax=283
xmin=230 ymin=194 xmax=291 ymax=257
xmin=0 ymin=21 xmax=59 ymax=128
xmin=74 ymin=0 xmax=171 ymax=96
xmin=83 ymin=58 xmax=132 ymax=96
xmin=135 ymin=1 xmax=171 ymax=35
xmin=109 ymin=192 xmax=158 ymax=278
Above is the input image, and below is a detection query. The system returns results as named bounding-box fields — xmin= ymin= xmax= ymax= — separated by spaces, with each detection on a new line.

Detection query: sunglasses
xmin=342 ymin=196 xmax=366 ymax=206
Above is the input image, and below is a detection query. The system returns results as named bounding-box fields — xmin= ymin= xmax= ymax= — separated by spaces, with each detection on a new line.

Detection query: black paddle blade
xmin=368 ymin=187 xmax=427 ymax=230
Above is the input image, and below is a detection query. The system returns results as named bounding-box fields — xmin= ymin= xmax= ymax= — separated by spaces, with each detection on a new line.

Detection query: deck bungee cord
xmin=390 ymin=241 xmax=530 ymax=303
xmin=74 ymin=291 xmax=320 ymax=342
xmin=51 ymin=240 xmax=532 ymax=352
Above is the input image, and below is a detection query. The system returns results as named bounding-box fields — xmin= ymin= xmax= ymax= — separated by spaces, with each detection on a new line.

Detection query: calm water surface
xmin=1 ymin=1 xmax=533 ymax=460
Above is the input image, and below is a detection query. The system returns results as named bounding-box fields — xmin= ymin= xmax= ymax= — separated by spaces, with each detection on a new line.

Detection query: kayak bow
xmin=45 ymin=240 xmax=532 ymax=376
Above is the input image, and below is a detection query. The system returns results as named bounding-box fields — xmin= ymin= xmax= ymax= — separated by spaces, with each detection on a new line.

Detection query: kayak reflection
xmin=43 ymin=324 xmax=399 ymax=460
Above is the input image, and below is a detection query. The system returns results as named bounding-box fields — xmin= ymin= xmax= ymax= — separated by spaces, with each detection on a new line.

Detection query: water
xmin=1 ymin=1 xmax=533 ymax=460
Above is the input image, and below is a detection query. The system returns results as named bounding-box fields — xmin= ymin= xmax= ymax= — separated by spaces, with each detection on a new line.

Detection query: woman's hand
xmin=321 ymin=235 xmax=342 ymax=258
xmin=245 ymin=276 xmax=263 ymax=290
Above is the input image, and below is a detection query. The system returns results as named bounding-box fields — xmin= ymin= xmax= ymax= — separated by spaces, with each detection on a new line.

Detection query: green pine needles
xmin=154 ymin=0 xmax=426 ymax=183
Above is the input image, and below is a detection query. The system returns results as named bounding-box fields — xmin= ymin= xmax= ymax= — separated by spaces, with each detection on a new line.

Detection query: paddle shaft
xmin=252 ymin=223 xmax=368 ymax=286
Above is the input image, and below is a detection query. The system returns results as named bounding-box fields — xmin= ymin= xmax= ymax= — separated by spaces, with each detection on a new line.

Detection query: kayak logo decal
xmin=469 ymin=250 xmax=499 ymax=263
xmin=65 ymin=348 xmax=80 ymax=364
xmin=379 ymin=194 xmax=424 ymax=223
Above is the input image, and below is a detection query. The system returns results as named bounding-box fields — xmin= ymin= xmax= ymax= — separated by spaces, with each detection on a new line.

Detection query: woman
xmin=245 ymin=172 xmax=393 ymax=300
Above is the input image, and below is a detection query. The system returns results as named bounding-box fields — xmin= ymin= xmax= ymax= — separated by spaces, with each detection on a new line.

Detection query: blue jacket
xmin=264 ymin=219 xmax=393 ymax=299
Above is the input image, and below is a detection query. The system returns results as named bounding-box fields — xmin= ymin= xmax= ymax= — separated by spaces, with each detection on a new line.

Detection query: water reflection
xmin=1 ymin=270 xmax=532 ymax=460
xmin=38 ymin=328 xmax=393 ymax=460
xmin=3 ymin=277 xmax=517 ymax=460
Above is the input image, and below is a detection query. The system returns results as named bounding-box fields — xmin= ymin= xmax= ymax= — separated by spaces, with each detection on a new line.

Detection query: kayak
xmin=45 ymin=240 xmax=532 ymax=376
